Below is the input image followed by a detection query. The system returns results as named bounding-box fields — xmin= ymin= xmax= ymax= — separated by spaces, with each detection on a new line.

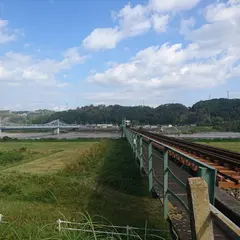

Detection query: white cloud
xmin=84 ymin=89 xmax=173 ymax=106
xmin=82 ymin=27 xmax=122 ymax=50
xmin=204 ymin=0 xmax=240 ymax=22
xmin=86 ymin=87 xmax=181 ymax=107
xmin=60 ymin=47 xmax=86 ymax=68
xmin=52 ymin=105 xmax=67 ymax=111
xmin=87 ymin=42 xmax=239 ymax=93
xmin=149 ymin=0 xmax=200 ymax=12
xmin=0 ymin=18 xmax=22 ymax=44
xmin=82 ymin=0 xmax=198 ymax=50
xmin=85 ymin=91 xmax=132 ymax=102
xmin=117 ymin=3 xmax=151 ymax=37
xmin=185 ymin=0 xmax=240 ymax=58
xmin=82 ymin=3 xmax=152 ymax=50
xmin=151 ymin=14 xmax=169 ymax=33
xmin=0 ymin=48 xmax=86 ymax=88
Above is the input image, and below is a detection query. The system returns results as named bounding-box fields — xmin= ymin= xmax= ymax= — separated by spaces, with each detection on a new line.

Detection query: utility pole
xmin=227 ymin=91 xmax=230 ymax=99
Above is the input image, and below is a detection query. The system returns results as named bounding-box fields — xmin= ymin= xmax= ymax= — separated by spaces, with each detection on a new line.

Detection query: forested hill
xmin=40 ymin=98 xmax=240 ymax=130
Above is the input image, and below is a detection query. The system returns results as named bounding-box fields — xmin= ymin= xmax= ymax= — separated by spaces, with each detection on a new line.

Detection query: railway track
xmin=133 ymin=129 xmax=240 ymax=189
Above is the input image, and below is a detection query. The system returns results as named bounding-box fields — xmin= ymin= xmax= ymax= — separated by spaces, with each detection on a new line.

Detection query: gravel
xmin=225 ymin=188 xmax=240 ymax=201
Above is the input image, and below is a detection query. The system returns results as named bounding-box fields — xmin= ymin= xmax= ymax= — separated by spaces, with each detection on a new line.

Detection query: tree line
xmin=34 ymin=98 xmax=240 ymax=131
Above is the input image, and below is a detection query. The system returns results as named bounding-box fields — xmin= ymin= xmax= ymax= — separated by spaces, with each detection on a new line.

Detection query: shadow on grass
xmin=86 ymin=139 xmax=168 ymax=238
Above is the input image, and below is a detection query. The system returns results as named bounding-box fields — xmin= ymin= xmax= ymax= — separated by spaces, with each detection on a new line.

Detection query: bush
xmin=2 ymin=136 xmax=12 ymax=141
xmin=0 ymin=151 xmax=24 ymax=165
xmin=18 ymin=147 xmax=27 ymax=152
xmin=1 ymin=182 xmax=22 ymax=195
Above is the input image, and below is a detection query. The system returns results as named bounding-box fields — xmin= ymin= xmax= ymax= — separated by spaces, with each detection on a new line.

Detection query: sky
xmin=0 ymin=0 xmax=240 ymax=111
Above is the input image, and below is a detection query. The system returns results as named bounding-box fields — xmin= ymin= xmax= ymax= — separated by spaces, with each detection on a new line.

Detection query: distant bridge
xmin=0 ymin=119 xmax=86 ymax=135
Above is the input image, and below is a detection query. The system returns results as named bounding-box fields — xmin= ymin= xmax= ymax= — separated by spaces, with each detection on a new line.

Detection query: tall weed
xmin=65 ymin=141 xmax=108 ymax=174
xmin=0 ymin=151 xmax=24 ymax=165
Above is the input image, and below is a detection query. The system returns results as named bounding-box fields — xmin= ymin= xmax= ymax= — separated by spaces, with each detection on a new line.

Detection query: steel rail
xmin=154 ymin=133 xmax=240 ymax=161
xmin=155 ymin=135 xmax=240 ymax=165
xmin=134 ymin=129 xmax=239 ymax=184
xmin=137 ymin=130 xmax=240 ymax=167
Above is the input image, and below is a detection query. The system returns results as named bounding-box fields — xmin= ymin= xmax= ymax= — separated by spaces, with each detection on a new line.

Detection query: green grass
xmin=161 ymin=125 xmax=218 ymax=134
xmin=0 ymin=140 xmax=168 ymax=239
xmin=0 ymin=142 xmax=95 ymax=172
xmin=196 ymin=141 xmax=240 ymax=152
xmin=177 ymin=125 xmax=217 ymax=134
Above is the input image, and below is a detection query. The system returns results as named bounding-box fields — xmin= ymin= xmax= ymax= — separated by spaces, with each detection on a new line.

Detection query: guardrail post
xmin=122 ymin=127 xmax=126 ymax=138
xmin=135 ymin=134 xmax=138 ymax=159
xmin=148 ymin=141 xmax=153 ymax=192
xmin=128 ymin=130 xmax=131 ymax=146
xmin=140 ymin=137 xmax=143 ymax=170
xmin=163 ymin=147 xmax=169 ymax=220
xmin=133 ymin=132 xmax=135 ymax=152
xmin=187 ymin=177 xmax=214 ymax=240
xmin=197 ymin=167 xmax=216 ymax=204
xmin=130 ymin=131 xmax=133 ymax=149
xmin=133 ymin=133 xmax=136 ymax=154
xmin=132 ymin=133 xmax=134 ymax=151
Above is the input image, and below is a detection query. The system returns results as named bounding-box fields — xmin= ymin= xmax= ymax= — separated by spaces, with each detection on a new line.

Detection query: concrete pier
xmin=52 ymin=128 xmax=60 ymax=135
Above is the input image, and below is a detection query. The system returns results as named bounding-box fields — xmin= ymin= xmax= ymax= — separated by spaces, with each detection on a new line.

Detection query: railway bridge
xmin=122 ymin=124 xmax=240 ymax=240
xmin=0 ymin=119 xmax=85 ymax=135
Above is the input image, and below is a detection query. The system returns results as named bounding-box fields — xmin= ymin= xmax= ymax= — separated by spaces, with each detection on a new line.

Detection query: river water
xmin=1 ymin=131 xmax=239 ymax=140
xmin=0 ymin=131 xmax=121 ymax=139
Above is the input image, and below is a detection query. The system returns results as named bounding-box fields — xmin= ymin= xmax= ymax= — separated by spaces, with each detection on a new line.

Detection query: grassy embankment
xmin=187 ymin=138 xmax=240 ymax=152
xmin=161 ymin=125 xmax=217 ymax=134
xmin=195 ymin=140 xmax=240 ymax=152
xmin=0 ymin=139 xmax=168 ymax=239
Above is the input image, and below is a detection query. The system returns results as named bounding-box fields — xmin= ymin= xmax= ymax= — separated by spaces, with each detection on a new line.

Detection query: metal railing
xmin=56 ymin=219 xmax=171 ymax=239
xmin=124 ymin=127 xmax=216 ymax=204
xmin=123 ymin=127 xmax=240 ymax=239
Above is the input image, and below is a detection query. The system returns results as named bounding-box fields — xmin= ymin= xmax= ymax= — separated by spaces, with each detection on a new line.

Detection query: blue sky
xmin=0 ymin=0 xmax=239 ymax=110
